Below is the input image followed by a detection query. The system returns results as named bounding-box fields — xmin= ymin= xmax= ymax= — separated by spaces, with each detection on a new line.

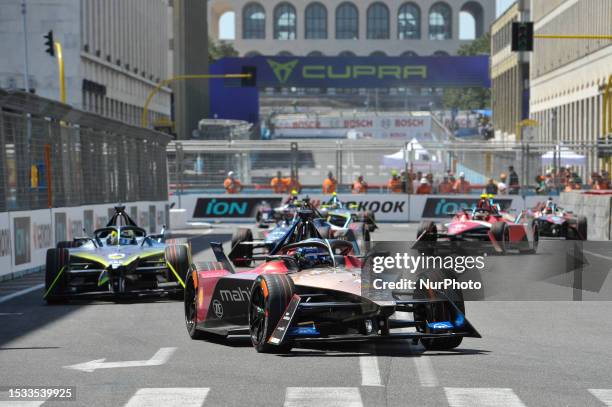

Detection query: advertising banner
xmin=217 ymin=55 xmax=491 ymax=89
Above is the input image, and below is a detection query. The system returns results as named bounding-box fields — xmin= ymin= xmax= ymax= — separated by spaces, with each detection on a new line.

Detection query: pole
xmin=21 ymin=0 xmax=30 ymax=92
xmin=54 ymin=42 xmax=66 ymax=103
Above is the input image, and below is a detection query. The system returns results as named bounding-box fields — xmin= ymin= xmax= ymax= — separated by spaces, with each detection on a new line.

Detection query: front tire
xmin=44 ymin=248 xmax=70 ymax=304
xmin=248 ymin=274 xmax=294 ymax=353
xmin=490 ymin=222 xmax=509 ymax=253
xmin=165 ymin=244 xmax=191 ymax=297
xmin=184 ymin=272 xmax=208 ymax=340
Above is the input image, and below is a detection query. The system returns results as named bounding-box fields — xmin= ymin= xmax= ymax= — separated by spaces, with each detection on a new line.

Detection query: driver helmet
xmin=106 ymin=230 xmax=118 ymax=245
xmin=544 ymin=198 xmax=556 ymax=214
xmin=477 ymin=194 xmax=491 ymax=210
xmin=294 ymin=246 xmax=332 ymax=269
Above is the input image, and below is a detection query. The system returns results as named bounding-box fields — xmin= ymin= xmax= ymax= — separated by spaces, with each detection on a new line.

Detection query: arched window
xmin=398 ymin=3 xmax=420 ymax=39
xmin=243 ymin=3 xmax=265 ymax=39
xmin=244 ymin=51 xmax=261 ymax=57
xmin=274 ymin=3 xmax=297 ymax=40
xmin=401 ymin=50 xmax=418 ymax=57
xmin=370 ymin=51 xmax=387 ymax=57
xmin=429 ymin=2 xmax=452 ymax=40
xmin=278 ymin=51 xmax=294 ymax=56
xmin=367 ymin=3 xmax=390 ymax=39
xmin=305 ymin=3 xmax=327 ymax=39
xmin=460 ymin=1 xmax=485 ymax=39
xmin=339 ymin=50 xmax=356 ymax=57
xmin=336 ymin=3 xmax=359 ymax=39
xmin=307 ymin=51 xmax=324 ymax=56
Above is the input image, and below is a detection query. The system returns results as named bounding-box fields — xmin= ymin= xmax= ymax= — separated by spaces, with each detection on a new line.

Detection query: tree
xmin=209 ymin=39 xmax=239 ymax=63
xmin=442 ymin=33 xmax=491 ymax=110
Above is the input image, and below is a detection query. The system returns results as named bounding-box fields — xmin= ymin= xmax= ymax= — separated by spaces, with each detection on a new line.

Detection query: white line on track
xmin=413 ymin=355 xmax=439 ymax=387
xmin=124 ymin=388 xmax=210 ymax=407
xmin=583 ymin=250 xmax=612 ymax=262
xmin=444 ymin=388 xmax=526 ymax=407
xmin=359 ymin=353 xmax=383 ymax=386
xmin=589 ymin=389 xmax=612 ymax=406
xmin=0 ymin=401 xmax=46 ymax=407
xmin=284 ymin=387 xmax=363 ymax=407
xmin=0 ymin=284 xmax=44 ymax=304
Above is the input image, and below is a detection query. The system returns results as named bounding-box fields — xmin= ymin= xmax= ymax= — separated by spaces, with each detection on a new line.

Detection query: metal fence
xmin=0 ymin=89 xmax=171 ymax=212
xmin=167 ymin=139 xmax=609 ymax=195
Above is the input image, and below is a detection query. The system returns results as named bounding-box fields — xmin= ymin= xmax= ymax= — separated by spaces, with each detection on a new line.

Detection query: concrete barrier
xmin=560 ymin=191 xmax=611 ymax=240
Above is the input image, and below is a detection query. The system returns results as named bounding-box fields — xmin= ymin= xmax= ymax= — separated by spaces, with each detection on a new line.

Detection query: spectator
xmin=484 ymin=178 xmax=498 ymax=195
xmin=412 ymin=171 xmax=423 ymax=194
xmin=453 ymin=172 xmax=471 ymax=194
xmin=438 ymin=176 xmax=453 ymax=194
xmin=426 ymin=173 xmax=436 ymax=193
xmin=416 ymin=178 xmax=432 ymax=194
xmin=352 ymin=175 xmax=367 ymax=194
xmin=497 ymin=173 xmax=508 ymax=195
xmin=271 ymin=171 xmax=286 ymax=194
xmin=387 ymin=170 xmax=403 ymax=193
xmin=508 ymin=166 xmax=519 ymax=195
xmin=224 ymin=171 xmax=242 ymax=194
xmin=322 ymin=171 xmax=337 ymax=194
xmin=535 ymin=175 xmax=548 ymax=194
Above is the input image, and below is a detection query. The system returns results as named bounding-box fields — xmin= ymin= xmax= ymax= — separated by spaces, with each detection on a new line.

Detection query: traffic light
xmin=44 ymin=30 xmax=55 ymax=56
xmin=511 ymin=22 xmax=534 ymax=52
xmin=241 ymin=66 xmax=257 ymax=87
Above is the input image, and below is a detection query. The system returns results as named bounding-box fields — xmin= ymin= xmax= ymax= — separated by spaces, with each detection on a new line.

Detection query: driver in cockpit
xmin=106 ymin=230 xmax=118 ymax=246
xmin=294 ymin=246 xmax=333 ymax=269
xmin=543 ymin=198 xmax=557 ymax=214
xmin=474 ymin=194 xmax=499 ymax=219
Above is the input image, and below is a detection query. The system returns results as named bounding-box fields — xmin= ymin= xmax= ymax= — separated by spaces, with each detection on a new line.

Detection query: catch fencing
xmin=167 ymin=139 xmax=607 ymax=196
xmin=0 ymin=89 xmax=170 ymax=213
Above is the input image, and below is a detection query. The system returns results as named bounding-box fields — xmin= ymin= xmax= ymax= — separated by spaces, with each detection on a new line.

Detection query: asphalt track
xmin=1 ymin=223 xmax=612 ymax=406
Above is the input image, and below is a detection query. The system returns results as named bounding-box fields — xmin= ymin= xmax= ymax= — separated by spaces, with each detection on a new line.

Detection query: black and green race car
xmin=43 ymin=206 xmax=192 ymax=303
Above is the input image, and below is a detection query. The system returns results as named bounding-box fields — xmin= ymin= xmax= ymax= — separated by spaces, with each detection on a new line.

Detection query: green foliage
xmin=209 ymin=39 xmax=239 ymax=63
xmin=442 ymin=34 xmax=491 ymax=110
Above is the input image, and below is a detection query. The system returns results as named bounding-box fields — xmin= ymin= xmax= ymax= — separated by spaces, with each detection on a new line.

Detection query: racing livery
xmin=185 ymin=237 xmax=480 ymax=353
xmin=524 ymin=198 xmax=587 ymax=240
xmin=43 ymin=206 xmax=193 ymax=303
xmin=417 ymin=195 xmax=538 ymax=254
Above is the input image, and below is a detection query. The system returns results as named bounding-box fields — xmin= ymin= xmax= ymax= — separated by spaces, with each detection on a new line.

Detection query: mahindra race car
xmin=184 ymin=238 xmax=480 ymax=353
xmin=229 ymin=198 xmax=367 ymax=267
xmin=43 ymin=206 xmax=193 ymax=303
xmin=523 ymin=198 xmax=587 ymax=240
xmin=417 ymin=195 xmax=539 ymax=254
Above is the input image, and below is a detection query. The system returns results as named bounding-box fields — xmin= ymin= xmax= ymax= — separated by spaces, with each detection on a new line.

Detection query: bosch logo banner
xmin=193 ymin=197 xmax=282 ymax=218
xmin=422 ymin=198 xmax=513 ymax=218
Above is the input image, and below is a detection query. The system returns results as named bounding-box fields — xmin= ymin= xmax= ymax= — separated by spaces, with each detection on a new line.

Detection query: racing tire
xmin=414 ymin=270 xmax=465 ymax=351
xmin=44 ymin=248 xmax=70 ymax=304
xmin=519 ymin=222 xmax=539 ymax=254
xmin=490 ymin=222 xmax=509 ymax=253
xmin=184 ymin=271 xmax=209 ymax=340
xmin=56 ymin=240 xmax=81 ymax=249
xmin=248 ymin=274 xmax=294 ymax=353
xmin=165 ymin=244 xmax=191 ymax=297
xmin=417 ymin=221 xmax=437 ymax=241
xmin=229 ymin=228 xmax=254 ymax=267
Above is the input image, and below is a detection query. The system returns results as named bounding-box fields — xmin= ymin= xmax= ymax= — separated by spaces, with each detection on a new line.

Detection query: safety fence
xmin=0 ymin=89 xmax=171 ymax=213
xmin=167 ymin=139 xmax=609 ymax=196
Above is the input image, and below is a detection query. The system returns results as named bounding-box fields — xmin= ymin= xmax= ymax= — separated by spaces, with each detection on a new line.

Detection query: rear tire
xmin=490 ymin=222 xmax=509 ymax=253
xmin=229 ymin=228 xmax=253 ymax=267
xmin=165 ymin=244 xmax=191 ymax=296
xmin=417 ymin=221 xmax=437 ymax=241
xmin=248 ymin=274 xmax=294 ymax=353
xmin=44 ymin=248 xmax=70 ymax=304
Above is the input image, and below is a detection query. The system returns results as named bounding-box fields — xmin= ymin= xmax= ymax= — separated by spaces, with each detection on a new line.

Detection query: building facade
xmin=489 ymin=0 xmax=530 ymax=139
xmin=529 ymin=0 xmax=612 ymax=171
xmin=209 ymin=0 xmax=496 ymax=57
xmin=0 ymin=0 xmax=172 ymax=127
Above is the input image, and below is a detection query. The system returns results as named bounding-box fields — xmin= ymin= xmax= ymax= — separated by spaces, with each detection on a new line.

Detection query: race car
xmin=523 ymin=198 xmax=587 ymax=240
xmin=319 ymin=192 xmax=378 ymax=242
xmin=229 ymin=198 xmax=365 ymax=267
xmin=184 ymin=238 xmax=480 ymax=353
xmin=254 ymin=191 xmax=301 ymax=228
xmin=417 ymin=195 xmax=539 ymax=254
xmin=43 ymin=206 xmax=193 ymax=303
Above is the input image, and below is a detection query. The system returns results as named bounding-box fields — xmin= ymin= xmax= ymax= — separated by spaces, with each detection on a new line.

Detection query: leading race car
xmin=319 ymin=193 xmax=377 ymax=246
xmin=417 ymin=195 xmax=539 ymax=254
xmin=43 ymin=206 xmax=193 ymax=303
xmin=184 ymin=237 xmax=480 ymax=353
xmin=523 ymin=198 xmax=587 ymax=240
